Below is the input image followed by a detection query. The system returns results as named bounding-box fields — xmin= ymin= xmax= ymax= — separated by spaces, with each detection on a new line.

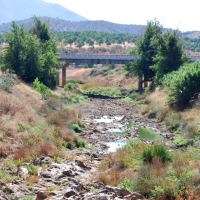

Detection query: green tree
xmin=1 ymin=22 xmax=41 ymax=81
xmin=30 ymin=16 xmax=50 ymax=42
xmin=151 ymin=31 xmax=189 ymax=84
xmin=125 ymin=20 xmax=162 ymax=92
xmin=1 ymin=18 xmax=58 ymax=88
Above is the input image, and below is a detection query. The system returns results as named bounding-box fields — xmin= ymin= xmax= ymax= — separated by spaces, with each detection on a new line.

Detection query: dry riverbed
xmin=1 ymin=98 xmax=174 ymax=200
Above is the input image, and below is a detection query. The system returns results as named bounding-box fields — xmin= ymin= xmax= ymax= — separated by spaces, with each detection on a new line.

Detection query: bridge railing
xmin=58 ymin=53 xmax=140 ymax=60
xmin=58 ymin=53 xmax=200 ymax=62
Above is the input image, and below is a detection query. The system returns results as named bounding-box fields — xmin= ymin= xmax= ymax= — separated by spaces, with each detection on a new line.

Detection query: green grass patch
xmin=137 ymin=127 xmax=163 ymax=141
xmin=81 ymin=86 xmax=121 ymax=97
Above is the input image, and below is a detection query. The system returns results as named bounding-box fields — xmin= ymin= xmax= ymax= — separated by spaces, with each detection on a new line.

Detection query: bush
xmin=0 ymin=73 xmax=18 ymax=93
xmin=33 ymin=78 xmax=52 ymax=99
xmin=142 ymin=145 xmax=172 ymax=164
xmin=75 ymin=139 xmax=85 ymax=148
xmin=163 ymin=62 xmax=200 ymax=109
xmin=71 ymin=123 xmax=81 ymax=132
xmin=66 ymin=78 xmax=84 ymax=84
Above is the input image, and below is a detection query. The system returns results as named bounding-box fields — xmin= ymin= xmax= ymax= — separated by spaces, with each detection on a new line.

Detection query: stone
xmin=64 ymin=189 xmax=78 ymax=197
xmin=36 ymin=191 xmax=51 ymax=200
xmin=124 ymin=192 xmax=144 ymax=200
xmin=106 ymin=186 xmax=131 ymax=197
xmin=17 ymin=166 xmax=28 ymax=177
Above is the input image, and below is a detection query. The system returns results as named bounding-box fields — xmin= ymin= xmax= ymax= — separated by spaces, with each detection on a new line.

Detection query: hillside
xmin=0 ymin=17 xmax=146 ymax=35
xmin=0 ymin=0 xmax=87 ymax=25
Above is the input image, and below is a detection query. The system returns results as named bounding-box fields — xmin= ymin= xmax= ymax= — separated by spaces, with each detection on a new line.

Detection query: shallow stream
xmin=93 ymin=115 xmax=164 ymax=153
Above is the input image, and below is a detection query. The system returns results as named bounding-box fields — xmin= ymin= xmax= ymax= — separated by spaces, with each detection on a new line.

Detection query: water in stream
xmin=94 ymin=115 xmax=163 ymax=152
xmin=106 ymin=140 xmax=126 ymax=152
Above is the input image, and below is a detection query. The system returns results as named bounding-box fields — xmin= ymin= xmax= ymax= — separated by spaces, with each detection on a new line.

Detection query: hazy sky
xmin=43 ymin=0 xmax=199 ymax=32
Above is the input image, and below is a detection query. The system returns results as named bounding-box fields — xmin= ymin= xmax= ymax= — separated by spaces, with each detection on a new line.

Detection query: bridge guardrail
xmin=58 ymin=54 xmax=140 ymax=60
xmin=58 ymin=54 xmax=200 ymax=62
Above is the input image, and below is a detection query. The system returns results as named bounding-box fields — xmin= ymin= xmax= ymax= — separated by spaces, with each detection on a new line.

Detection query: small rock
xmin=106 ymin=186 xmax=131 ymax=197
xmin=64 ymin=189 xmax=78 ymax=197
xmin=17 ymin=166 xmax=28 ymax=177
xmin=124 ymin=192 xmax=144 ymax=200
xmin=36 ymin=191 xmax=56 ymax=200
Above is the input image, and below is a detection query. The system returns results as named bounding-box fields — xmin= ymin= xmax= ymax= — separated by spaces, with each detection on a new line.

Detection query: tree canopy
xmin=125 ymin=20 xmax=188 ymax=91
xmin=1 ymin=17 xmax=58 ymax=88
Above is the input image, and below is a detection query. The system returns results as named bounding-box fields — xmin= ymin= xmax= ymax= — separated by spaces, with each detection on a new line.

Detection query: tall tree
xmin=151 ymin=31 xmax=189 ymax=84
xmin=1 ymin=18 xmax=58 ymax=88
xmin=125 ymin=20 xmax=162 ymax=91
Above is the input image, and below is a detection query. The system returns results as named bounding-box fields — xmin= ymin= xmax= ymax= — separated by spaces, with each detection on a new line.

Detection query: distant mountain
xmin=0 ymin=17 xmax=146 ymax=35
xmin=1 ymin=16 xmax=199 ymax=40
xmin=0 ymin=0 xmax=87 ymax=24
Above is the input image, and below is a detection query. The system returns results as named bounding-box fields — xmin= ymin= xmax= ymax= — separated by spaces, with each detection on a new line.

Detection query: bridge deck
xmin=58 ymin=54 xmax=200 ymax=65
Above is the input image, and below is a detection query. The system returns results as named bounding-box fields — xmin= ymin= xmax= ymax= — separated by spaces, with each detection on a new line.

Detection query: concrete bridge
xmin=58 ymin=54 xmax=140 ymax=86
xmin=58 ymin=53 xmax=200 ymax=65
xmin=59 ymin=54 xmax=140 ymax=66
xmin=58 ymin=53 xmax=200 ymax=86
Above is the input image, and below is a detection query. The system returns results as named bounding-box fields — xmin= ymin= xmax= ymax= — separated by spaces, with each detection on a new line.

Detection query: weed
xmin=22 ymin=197 xmax=35 ymax=200
xmin=33 ymin=78 xmax=52 ymax=99
xmin=66 ymin=78 xmax=84 ymax=84
xmin=117 ymin=177 xmax=135 ymax=190
xmin=174 ymin=135 xmax=188 ymax=147
xmin=27 ymin=164 xmax=39 ymax=176
xmin=53 ymin=156 xmax=62 ymax=163
xmin=75 ymin=139 xmax=85 ymax=148
xmin=48 ymin=185 xmax=63 ymax=191
xmin=71 ymin=123 xmax=81 ymax=132
xmin=142 ymin=144 xmax=172 ymax=164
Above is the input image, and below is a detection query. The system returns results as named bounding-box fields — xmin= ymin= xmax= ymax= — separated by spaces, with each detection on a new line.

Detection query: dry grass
xmin=0 ymin=93 xmax=12 ymax=115
xmin=66 ymin=67 xmax=138 ymax=89
xmin=80 ymin=82 xmax=103 ymax=90
xmin=0 ymin=146 xmax=8 ymax=158
xmin=96 ymin=167 xmax=123 ymax=186
xmin=145 ymin=87 xmax=168 ymax=108
xmin=26 ymin=176 xmax=39 ymax=186
xmin=0 ymin=78 xmax=82 ymax=169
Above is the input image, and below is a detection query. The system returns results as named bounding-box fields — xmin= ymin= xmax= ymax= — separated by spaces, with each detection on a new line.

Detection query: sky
xmin=43 ymin=0 xmax=200 ymax=32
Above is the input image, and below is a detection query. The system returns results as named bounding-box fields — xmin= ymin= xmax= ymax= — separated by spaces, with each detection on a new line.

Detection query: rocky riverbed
xmin=0 ymin=98 xmax=174 ymax=200
xmin=77 ymin=98 xmax=173 ymax=153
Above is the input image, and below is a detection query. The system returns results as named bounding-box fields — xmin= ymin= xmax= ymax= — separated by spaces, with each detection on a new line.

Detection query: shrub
xmin=75 ymin=139 xmax=85 ymax=148
xmin=33 ymin=78 xmax=52 ymax=99
xmin=117 ymin=177 xmax=135 ymax=190
xmin=66 ymin=78 xmax=84 ymax=84
xmin=163 ymin=62 xmax=200 ymax=109
xmin=0 ymin=73 xmax=18 ymax=93
xmin=174 ymin=135 xmax=188 ymax=147
xmin=71 ymin=123 xmax=81 ymax=132
xmin=27 ymin=164 xmax=39 ymax=176
xmin=142 ymin=144 xmax=172 ymax=164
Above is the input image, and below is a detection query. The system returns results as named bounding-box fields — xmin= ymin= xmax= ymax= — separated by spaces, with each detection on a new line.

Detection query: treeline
xmin=183 ymin=36 xmax=200 ymax=52
xmin=53 ymin=31 xmax=140 ymax=47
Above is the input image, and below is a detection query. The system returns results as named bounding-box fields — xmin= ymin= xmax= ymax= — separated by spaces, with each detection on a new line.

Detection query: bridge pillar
xmin=59 ymin=64 xmax=68 ymax=87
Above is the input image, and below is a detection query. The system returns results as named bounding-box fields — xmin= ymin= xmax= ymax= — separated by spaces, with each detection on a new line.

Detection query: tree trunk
xmin=138 ymin=75 xmax=143 ymax=93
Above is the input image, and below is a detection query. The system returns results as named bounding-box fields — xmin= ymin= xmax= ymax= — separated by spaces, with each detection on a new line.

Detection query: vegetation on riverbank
xmin=0 ymin=73 xmax=86 ymax=184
